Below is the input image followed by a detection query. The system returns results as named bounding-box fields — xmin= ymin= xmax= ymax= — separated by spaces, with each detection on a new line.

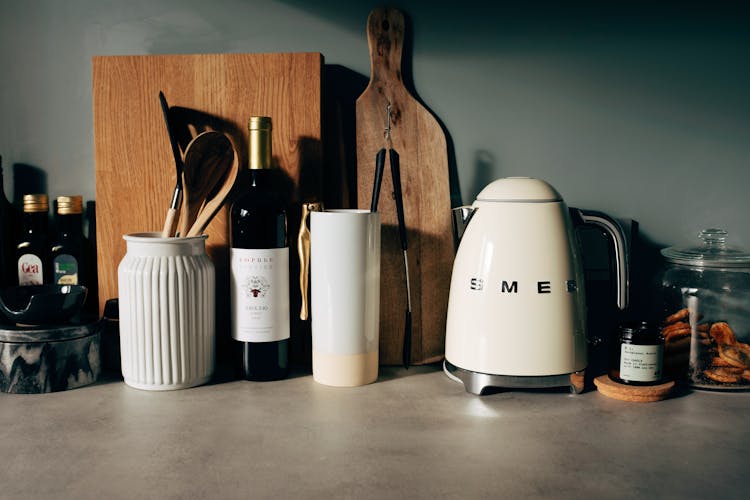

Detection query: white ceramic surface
xmin=445 ymin=179 xmax=588 ymax=376
xmin=118 ymin=232 xmax=215 ymax=390
xmin=310 ymin=210 xmax=380 ymax=386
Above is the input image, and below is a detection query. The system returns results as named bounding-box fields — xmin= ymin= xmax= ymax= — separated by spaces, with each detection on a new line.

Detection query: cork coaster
xmin=594 ymin=375 xmax=675 ymax=402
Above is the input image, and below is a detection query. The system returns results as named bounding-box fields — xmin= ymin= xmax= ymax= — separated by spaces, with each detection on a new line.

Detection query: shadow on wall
xmin=281 ymin=0 xmax=750 ymax=212
xmin=278 ymin=1 xmax=750 ymax=50
xmin=398 ymin=10 xmax=463 ymax=207
xmin=470 ymin=150 xmax=497 ymax=202
xmin=322 ymin=64 xmax=366 ymax=209
xmin=12 ymin=164 xmax=47 ymax=206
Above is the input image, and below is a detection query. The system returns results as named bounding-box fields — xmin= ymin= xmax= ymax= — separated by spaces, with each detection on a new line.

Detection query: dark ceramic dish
xmin=0 ymin=285 xmax=88 ymax=325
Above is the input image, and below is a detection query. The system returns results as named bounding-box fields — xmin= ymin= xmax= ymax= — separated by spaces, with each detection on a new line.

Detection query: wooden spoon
xmin=177 ymin=131 xmax=234 ymax=237
xmin=185 ymin=148 xmax=239 ymax=237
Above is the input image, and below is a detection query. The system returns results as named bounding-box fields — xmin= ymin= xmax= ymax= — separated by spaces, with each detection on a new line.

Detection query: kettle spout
xmin=452 ymin=206 xmax=476 ymax=244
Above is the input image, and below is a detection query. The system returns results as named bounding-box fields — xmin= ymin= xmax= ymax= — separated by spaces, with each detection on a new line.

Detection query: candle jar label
xmin=620 ymin=344 xmax=663 ymax=382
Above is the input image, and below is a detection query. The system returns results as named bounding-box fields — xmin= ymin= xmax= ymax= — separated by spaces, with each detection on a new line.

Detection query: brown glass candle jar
xmin=609 ymin=321 xmax=664 ymax=386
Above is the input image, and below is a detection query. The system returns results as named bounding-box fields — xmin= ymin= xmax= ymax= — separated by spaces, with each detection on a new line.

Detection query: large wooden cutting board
xmin=356 ymin=9 xmax=453 ymax=365
xmin=93 ymin=53 xmax=322 ymax=360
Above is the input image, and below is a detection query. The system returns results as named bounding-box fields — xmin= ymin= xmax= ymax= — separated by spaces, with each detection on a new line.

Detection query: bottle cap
xmin=248 ymin=116 xmax=272 ymax=170
xmin=22 ymin=194 xmax=49 ymax=213
xmin=57 ymin=195 xmax=84 ymax=215
xmin=618 ymin=321 xmax=663 ymax=342
xmin=248 ymin=116 xmax=272 ymax=131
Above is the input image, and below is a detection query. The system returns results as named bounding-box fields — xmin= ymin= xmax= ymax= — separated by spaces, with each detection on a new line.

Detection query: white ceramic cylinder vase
xmin=118 ymin=232 xmax=215 ymax=390
xmin=310 ymin=210 xmax=380 ymax=387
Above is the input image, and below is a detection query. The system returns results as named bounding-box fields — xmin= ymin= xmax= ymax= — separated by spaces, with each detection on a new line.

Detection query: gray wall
xmin=1 ymin=0 xmax=748 ymax=250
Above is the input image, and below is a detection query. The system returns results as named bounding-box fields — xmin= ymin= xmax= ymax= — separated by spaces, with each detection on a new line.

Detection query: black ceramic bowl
xmin=0 ymin=285 xmax=88 ymax=325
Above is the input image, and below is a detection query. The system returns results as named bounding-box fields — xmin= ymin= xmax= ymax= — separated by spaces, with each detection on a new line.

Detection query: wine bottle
xmin=17 ymin=194 xmax=49 ymax=286
xmin=230 ymin=116 xmax=290 ymax=381
xmin=0 ymin=157 xmax=19 ymax=287
xmin=50 ymin=195 xmax=86 ymax=285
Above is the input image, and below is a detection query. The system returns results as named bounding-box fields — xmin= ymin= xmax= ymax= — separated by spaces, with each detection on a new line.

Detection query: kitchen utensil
xmin=307 ymin=209 xmax=381 ymax=387
xmin=444 ymin=177 xmax=629 ymax=395
xmin=159 ymin=91 xmax=184 ymax=238
xmin=0 ymin=285 xmax=88 ymax=325
xmin=177 ymin=131 xmax=234 ymax=237
xmin=369 ymin=103 xmax=412 ymax=368
xmin=185 ymin=143 xmax=239 ymax=237
xmin=297 ymin=202 xmax=323 ymax=321
xmin=660 ymin=229 xmax=750 ymax=389
xmin=93 ymin=53 xmax=322 ymax=319
xmin=356 ymin=7 xmax=452 ymax=365
xmin=118 ymin=232 xmax=215 ymax=390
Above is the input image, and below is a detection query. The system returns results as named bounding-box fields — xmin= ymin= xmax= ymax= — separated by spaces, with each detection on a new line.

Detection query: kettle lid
xmin=476 ymin=177 xmax=563 ymax=202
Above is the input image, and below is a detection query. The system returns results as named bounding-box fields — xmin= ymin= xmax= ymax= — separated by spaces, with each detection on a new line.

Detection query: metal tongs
xmin=370 ymin=102 xmax=413 ymax=369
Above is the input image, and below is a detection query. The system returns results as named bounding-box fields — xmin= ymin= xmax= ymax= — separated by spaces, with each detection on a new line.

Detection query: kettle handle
xmin=569 ymin=208 xmax=630 ymax=310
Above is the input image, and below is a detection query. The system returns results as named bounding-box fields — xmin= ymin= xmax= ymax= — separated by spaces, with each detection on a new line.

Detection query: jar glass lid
xmin=661 ymin=229 xmax=750 ymax=268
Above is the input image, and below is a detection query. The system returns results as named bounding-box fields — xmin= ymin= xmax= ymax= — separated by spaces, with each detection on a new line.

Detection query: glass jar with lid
xmin=660 ymin=229 xmax=750 ymax=389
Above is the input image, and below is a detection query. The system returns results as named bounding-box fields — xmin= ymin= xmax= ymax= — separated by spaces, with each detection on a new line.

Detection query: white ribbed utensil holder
xmin=118 ymin=232 xmax=215 ymax=390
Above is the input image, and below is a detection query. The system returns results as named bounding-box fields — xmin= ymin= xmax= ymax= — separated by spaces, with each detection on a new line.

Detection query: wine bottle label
xmin=18 ymin=254 xmax=44 ymax=285
xmin=620 ymin=344 xmax=663 ymax=382
xmin=230 ymin=247 xmax=290 ymax=342
xmin=54 ymin=254 xmax=79 ymax=285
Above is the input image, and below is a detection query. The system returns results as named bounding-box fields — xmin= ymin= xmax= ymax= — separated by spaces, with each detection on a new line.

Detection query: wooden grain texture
xmin=92 ymin=54 xmax=323 ymax=343
xmin=356 ymin=8 xmax=452 ymax=365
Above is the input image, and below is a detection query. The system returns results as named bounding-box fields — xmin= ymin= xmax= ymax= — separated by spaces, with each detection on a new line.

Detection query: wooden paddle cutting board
xmin=356 ymin=8 xmax=453 ymax=365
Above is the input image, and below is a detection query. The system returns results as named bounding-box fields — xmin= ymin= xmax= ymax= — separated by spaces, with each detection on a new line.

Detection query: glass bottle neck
xmin=56 ymin=213 xmax=83 ymax=237
xmin=248 ymin=125 xmax=272 ymax=170
xmin=23 ymin=211 xmax=48 ymax=232
xmin=250 ymin=168 xmax=270 ymax=186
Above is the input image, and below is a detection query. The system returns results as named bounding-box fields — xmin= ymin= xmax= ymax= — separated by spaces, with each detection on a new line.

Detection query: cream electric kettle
xmin=444 ymin=177 xmax=629 ymax=395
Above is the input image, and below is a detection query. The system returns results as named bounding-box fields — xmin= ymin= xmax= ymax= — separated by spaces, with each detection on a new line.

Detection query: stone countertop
xmin=1 ymin=365 xmax=748 ymax=500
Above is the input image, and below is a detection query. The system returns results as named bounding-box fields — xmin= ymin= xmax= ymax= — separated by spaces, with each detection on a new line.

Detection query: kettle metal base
xmin=443 ymin=360 xmax=585 ymax=395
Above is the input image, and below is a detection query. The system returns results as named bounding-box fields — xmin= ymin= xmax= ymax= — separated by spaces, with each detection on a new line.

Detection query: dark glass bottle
xmin=230 ymin=116 xmax=290 ymax=381
xmin=0 ymin=157 xmax=19 ymax=287
xmin=50 ymin=195 xmax=85 ymax=285
xmin=17 ymin=194 xmax=49 ymax=286
xmin=83 ymin=200 xmax=99 ymax=315
xmin=609 ymin=321 xmax=664 ymax=386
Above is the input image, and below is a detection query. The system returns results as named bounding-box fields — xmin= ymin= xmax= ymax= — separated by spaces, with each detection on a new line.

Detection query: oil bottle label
xmin=230 ymin=247 xmax=290 ymax=342
xmin=620 ymin=344 xmax=663 ymax=382
xmin=18 ymin=254 xmax=43 ymax=285
xmin=54 ymin=254 xmax=79 ymax=285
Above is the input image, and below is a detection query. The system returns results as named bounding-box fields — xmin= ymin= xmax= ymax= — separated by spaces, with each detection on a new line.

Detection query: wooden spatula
xmin=356 ymin=7 xmax=453 ymax=365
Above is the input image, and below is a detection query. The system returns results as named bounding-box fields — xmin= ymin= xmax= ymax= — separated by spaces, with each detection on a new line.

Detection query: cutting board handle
xmin=366 ymin=7 xmax=406 ymax=86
